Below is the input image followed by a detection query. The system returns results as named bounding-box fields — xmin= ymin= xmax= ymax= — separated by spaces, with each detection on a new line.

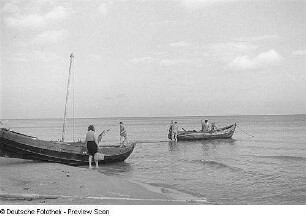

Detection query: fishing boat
xmin=169 ymin=124 xmax=236 ymax=141
xmin=0 ymin=53 xmax=135 ymax=165
xmin=0 ymin=128 xmax=135 ymax=166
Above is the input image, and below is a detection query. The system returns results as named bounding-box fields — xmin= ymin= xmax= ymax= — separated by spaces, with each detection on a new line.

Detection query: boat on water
xmin=169 ymin=124 xmax=236 ymax=141
xmin=0 ymin=128 xmax=135 ymax=166
xmin=0 ymin=53 xmax=135 ymax=166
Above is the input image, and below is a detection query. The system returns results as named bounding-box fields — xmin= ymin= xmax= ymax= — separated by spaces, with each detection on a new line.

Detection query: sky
xmin=0 ymin=0 xmax=306 ymax=119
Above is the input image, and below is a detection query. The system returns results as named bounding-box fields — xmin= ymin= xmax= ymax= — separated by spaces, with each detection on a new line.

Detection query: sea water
xmin=3 ymin=115 xmax=306 ymax=204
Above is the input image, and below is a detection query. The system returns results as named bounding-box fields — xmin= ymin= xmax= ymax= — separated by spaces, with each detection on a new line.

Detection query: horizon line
xmin=1 ymin=113 xmax=306 ymax=121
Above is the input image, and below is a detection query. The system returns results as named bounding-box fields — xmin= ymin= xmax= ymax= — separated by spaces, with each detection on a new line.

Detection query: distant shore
xmin=0 ymin=157 xmax=206 ymax=205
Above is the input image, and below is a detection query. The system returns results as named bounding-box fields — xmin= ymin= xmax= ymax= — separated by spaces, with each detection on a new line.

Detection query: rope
xmin=236 ymin=124 xmax=255 ymax=137
xmin=135 ymin=140 xmax=170 ymax=144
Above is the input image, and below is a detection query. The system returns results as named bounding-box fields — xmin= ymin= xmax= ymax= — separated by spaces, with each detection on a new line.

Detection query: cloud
xmin=44 ymin=6 xmax=68 ymax=20
xmin=8 ymin=51 xmax=61 ymax=63
xmin=177 ymin=0 xmax=280 ymax=10
xmin=169 ymin=41 xmax=190 ymax=48
xmin=32 ymin=30 xmax=68 ymax=44
xmin=179 ymin=0 xmax=238 ymax=8
xmin=89 ymin=54 xmax=104 ymax=61
xmin=98 ymin=3 xmax=109 ymax=15
xmin=235 ymin=35 xmax=279 ymax=42
xmin=105 ymin=94 xmax=128 ymax=100
xmin=204 ymin=42 xmax=258 ymax=62
xmin=292 ymin=50 xmax=306 ymax=56
xmin=160 ymin=58 xmax=202 ymax=67
xmin=203 ymin=38 xmax=280 ymax=68
xmin=130 ymin=56 xmax=202 ymax=67
xmin=5 ymin=14 xmax=45 ymax=28
xmin=0 ymin=2 xmax=20 ymax=14
xmin=129 ymin=57 xmax=155 ymax=64
xmin=210 ymin=42 xmax=257 ymax=53
xmin=229 ymin=49 xmax=281 ymax=71
xmin=4 ymin=5 xmax=69 ymax=29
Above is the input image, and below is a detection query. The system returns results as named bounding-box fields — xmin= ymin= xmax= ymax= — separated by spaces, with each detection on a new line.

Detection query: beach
xmin=0 ymin=157 xmax=206 ymax=205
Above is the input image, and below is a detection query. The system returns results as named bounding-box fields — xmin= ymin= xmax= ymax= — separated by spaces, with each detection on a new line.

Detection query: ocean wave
xmin=188 ymin=159 xmax=241 ymax=172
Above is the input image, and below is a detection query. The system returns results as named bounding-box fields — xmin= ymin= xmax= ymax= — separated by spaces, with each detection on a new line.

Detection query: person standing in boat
xmin=172 ymin=121 xmax=178 ymax=141
xmin=168 ymin=120 xmax=174 ymax=140
xmin=201 ymin=120 xmax=205 ymax=132
xmin=211 ymin=122 xmax=218 ymax=132
xmin=201 ymin=120 xmax=212 ymax=132
xmin=120 ymin=122 xmax=127 ymax=145
xmin=84 ymin=125 xmax=99 ymax=169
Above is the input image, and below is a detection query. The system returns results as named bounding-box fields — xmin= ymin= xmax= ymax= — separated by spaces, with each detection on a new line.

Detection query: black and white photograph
xmin=0 ymin=0 xmax=305 ymax=216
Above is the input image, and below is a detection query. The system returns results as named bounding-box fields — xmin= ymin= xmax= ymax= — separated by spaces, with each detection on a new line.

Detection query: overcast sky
xmin=1 ymin=0 xmax=306 ymax=119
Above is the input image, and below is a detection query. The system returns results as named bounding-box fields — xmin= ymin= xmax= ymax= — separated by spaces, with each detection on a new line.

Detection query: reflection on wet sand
xmin=97 ymin=162 xmax=133 ymax=176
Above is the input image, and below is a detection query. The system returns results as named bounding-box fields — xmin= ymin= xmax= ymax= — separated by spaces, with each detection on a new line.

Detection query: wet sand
xmin=0 ymin=157 xmax=207 ymax=205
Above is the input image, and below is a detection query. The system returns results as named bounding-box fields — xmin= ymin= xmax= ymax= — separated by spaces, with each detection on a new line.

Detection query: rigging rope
xmin=236 ymin=124 xmax=255 ymax=137
xmin=135 ymin=140 xmax=170 ymax=144
xmin=72 ymin=56 xmax=75 ymax=142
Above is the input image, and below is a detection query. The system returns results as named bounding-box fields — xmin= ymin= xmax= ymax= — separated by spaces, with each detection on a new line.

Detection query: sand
xmin=0 ymin=157 xmax=207 ymax=205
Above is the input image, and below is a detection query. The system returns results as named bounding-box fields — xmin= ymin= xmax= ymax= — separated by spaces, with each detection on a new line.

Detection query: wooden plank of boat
xmin=176 ymin=123 xmax=236 ymax=141
xmin=0 ymin=128 xmax=135 ymax=166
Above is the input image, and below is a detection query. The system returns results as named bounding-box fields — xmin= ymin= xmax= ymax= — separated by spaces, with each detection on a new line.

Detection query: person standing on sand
xmin=84 ymin=125 xmax=99 ymax=169
xmin=120 ymin=122 xmax=127 ymax=145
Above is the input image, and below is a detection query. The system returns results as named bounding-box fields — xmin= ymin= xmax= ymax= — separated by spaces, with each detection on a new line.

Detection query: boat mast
xmin=61 ymin=53 xmax=74 ymax=142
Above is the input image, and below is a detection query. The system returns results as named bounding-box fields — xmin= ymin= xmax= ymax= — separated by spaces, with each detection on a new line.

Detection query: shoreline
xmin=0 ymin=157 xmax=207 ymax=205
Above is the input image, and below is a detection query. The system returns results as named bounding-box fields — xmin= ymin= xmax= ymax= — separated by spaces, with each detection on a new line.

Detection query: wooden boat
xmin=170 ymin=124 xmax=236 ymax=141
xmin=0 ymin=128 xmax=135 ymax=166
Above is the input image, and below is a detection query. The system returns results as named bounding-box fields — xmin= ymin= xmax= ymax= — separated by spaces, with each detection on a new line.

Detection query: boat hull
xmin=176 ymin=124 xmax=236 ymax=141
xmin=0 ymin=128 xmax=135 ymax=166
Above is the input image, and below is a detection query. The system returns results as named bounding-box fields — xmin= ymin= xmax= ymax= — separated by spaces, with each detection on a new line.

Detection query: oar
xmin=182 ymin=128 xmax=187 ymax=132
xmin=98 ymin=129 xmax=110 ymax=142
